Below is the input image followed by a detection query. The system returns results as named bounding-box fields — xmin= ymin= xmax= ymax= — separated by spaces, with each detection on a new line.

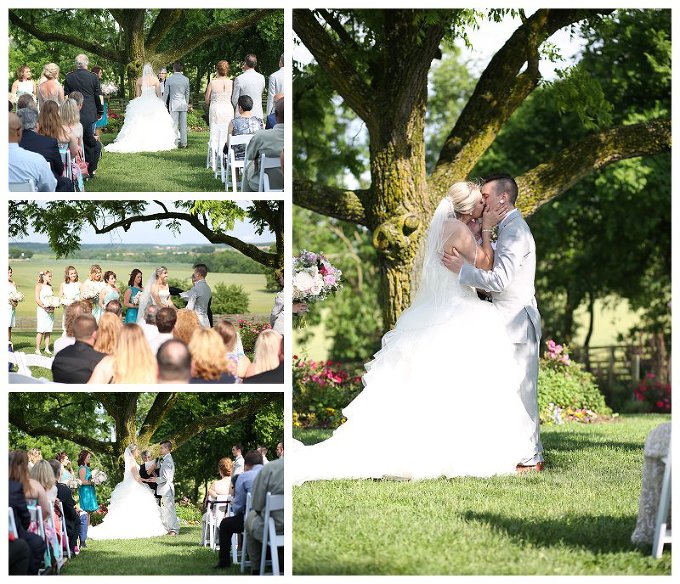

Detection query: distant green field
xmin=10 ymin=255 xmax=274 ymax=323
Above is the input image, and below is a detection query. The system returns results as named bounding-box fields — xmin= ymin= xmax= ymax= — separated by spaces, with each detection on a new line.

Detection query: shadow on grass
xmin=543 ymin=431 xmax=644 ymax=454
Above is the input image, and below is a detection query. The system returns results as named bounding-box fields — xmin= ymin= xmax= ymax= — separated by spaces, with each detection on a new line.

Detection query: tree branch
xmin=137 ymin=393 xmax=179 ymax=445
xmin=294 ymin=175 xmax=370 ymax=226
xmin=9 ymin=9 xmax=123 ymax=63
xmin=145 ymin=9 xmax=184 ymax=53
xmin=295 ymin=9 xmax=375 ymax=125
xmin=518 ymin=119 xmax=671 ymax=216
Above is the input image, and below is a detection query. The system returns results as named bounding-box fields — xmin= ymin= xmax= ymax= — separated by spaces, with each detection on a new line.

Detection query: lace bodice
xmin=141 ymin=86 xmax=159 ymax=98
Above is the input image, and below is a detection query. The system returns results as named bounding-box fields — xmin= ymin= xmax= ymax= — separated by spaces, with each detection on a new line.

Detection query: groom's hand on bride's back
xmin=442 ymin=248 xmax=464 ymax=273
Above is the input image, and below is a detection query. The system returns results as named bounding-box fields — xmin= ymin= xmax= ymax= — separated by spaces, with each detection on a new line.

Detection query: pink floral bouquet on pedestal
xmin=292 ymin=250 xmax=342 ymax=326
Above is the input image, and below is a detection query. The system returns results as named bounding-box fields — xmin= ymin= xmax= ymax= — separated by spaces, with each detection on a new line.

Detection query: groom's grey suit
xmin=459 ymin=209 xmax=544 ymax=465
xmin=165 ymin=72 xmax=190 ymax=147
xmin=156 ymin=452 xmax=180 ymax=533
xmin=185 ymin=278 xmax=212 ymax=328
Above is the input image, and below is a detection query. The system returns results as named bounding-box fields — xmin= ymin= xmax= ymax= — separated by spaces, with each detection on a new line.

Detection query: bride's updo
xmin=126 ymin=443 xmax=139 ymax=456
xmin=445 ymin=181 xmax=482 ymax=216
xmin=155 ymin=266 xmax=168 ymax=278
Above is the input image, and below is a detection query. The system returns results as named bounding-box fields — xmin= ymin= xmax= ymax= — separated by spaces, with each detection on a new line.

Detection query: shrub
xmin=237 ymin=319 xmax=271 ymax=356
xmin=211 ymin=283 xmax=249 ymax=314
xmin=633 ymin=373 xmax=671 ymax=413
xmin=176 ymin=497 xmax=202 ymax=525
xmin=293 ymin=357 xmax=363 ymax=428
xmin=538 ymin=340 xmax=612 ymax=424
xmin=101 ymin=110 xmax=124 ymax=134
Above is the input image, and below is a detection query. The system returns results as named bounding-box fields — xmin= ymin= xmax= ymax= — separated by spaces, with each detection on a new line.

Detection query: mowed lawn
xmin=292 ymin=414 xmax=671 ymax=575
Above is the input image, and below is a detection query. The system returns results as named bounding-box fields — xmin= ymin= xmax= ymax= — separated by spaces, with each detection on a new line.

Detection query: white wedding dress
xmin=291 ymin=197 xmax=537 ymax=483
xmin=88 ymin=448 xmax=166 ymax=540
xmin=105 ymin=83 xmax=177 ymax=153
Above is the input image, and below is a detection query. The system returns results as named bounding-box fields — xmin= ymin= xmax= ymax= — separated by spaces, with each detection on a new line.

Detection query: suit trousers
xmin=160 ymin=491 xmax=180 ymax=533
xmin=218 ymin=514 xmax=244 ymax=566
xmin=81 ymin=118 xmax=101 ymax=173
xmin=170 ymin=111 xmax=187 ymax=146
xmin=514 ymin=323 xmax=544 ymax=464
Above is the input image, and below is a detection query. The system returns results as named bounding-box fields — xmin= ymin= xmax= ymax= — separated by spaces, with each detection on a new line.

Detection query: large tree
xmin=9 ymin=9 xmax=278 ymax=96
xmin=9 ymin=200 xmax=283 ymax=270
xmin=293 ymin=9 xmax=671 ymax=330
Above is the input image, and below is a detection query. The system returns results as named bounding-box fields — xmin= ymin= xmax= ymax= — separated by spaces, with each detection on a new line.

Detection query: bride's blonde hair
xmin=445 ymin=181 xmax=482 ymax=216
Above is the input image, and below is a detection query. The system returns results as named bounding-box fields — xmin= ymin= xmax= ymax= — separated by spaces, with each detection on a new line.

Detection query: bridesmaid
xmin=99 ymin=271 xmax=120 ymax=313
xmin=77 ymin=450 xmax=99 ymax=536
xmin=85 ymin=265 xmax=104 ymax=323
xmin=35 ymin=270 xmax=55 ymax=355
xmin=59 ymin=265 xmax=81 ymax=336
xmin=8 ymin=266 xmax=17 ymax=344
xmin=11 ymin=64 xmax=37 ymax=104
xmin=123 ymin=268 xmax=143 ymax=324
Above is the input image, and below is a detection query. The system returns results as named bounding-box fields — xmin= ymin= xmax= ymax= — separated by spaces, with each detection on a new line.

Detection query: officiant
xmin=139 ymin=449 xmax=161 ymax=503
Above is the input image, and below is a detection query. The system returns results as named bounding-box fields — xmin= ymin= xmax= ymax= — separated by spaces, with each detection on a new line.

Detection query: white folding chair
xmin=206 ymin=496 xmax=231 ymax=551
xmin=28 ymin=504 xmax=51 ymax=573
xmin=239 ymin=492 xmax=253 ymax=573
xmin=260 ymin=492 xmax=284 ymax=575
xmin=262 ymin=173 xmax=283 ymax=193
xmin=59 ymin=148 xmax=73 ymax=180
xmin=207 ymin=123 xmax=229 ymax=173
xmin=9 ymin=179 xmax=37 ymax=192
xmin=9 ymin=372 xmax=48 ymax=384
xmin=9 ymin=507 xmax=19 ymax=538
xmin=55 ymin=500 xmax=72 ymax=560
xmin=225 ymin=134 xmax=254 ymax=192
xmin=45 ymin=512 xmax=65 ymax=570
xmin=18 ymin=351 xmax=54 ymax=375
xmin=215 ymin=125 xmax=230 ymax=179
xmin=652 ymin=441 xmax=672 ymax=558
xmin=8 ymin=351 xmax=30 ymax=376
xmin=257 ymin=153 xmax=283 ymax=192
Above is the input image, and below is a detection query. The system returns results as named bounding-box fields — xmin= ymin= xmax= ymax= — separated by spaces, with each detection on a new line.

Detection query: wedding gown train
xmin=291 ymin=199 xmax=537 ymax=483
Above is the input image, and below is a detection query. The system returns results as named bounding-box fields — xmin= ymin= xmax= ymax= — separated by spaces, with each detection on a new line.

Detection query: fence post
xmin=631 ymin=353 xmax=641 ymax=382
xmin=608 ymin=347 xmax=615 ymax=388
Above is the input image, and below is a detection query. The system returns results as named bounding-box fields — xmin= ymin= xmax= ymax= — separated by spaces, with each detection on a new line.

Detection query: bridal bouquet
xmin=42 ymin=295 xmax=62 ymax=309
xmin=66 ymin=476 xmax=82 ymax=490
xmin=293 ymin=250 xmax=342 ymax=304
xmin=90 ymin=469 xmax=108 ymax=485
xmin=81 ymin=280 xmax=106 ymax=300
xmin=101 ymin=81 xmax=118 ymax=97
xmin=9 ymin=290 xmax=24 ymax=304
xmin=132 ymin=291 xmax=143 ymax=305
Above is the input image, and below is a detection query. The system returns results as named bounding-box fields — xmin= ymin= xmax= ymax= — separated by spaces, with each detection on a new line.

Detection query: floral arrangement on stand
xmin=292 ymin=250 xmax=342 ymax=327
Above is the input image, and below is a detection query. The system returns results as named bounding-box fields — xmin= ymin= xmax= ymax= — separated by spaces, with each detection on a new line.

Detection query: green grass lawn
xmin=87 ymin=131 xmax=224 ymax=192
xmin=60 ymin=524 xmax=247 ymax=575
xmin=293 ymin=414 xmax=671 ymax=575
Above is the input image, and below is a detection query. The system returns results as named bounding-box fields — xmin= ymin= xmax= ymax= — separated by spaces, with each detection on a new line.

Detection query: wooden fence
xmin=572 ymin=343 xmax=667 ymax=387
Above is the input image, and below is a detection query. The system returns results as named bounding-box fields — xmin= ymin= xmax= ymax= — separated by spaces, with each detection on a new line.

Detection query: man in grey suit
xmin=242 ymin=97 xmax=284 ymax=191
xmin=165 ymin=61 xmax=190 ymax=148
xmin=443 ymin=173 xmax=544 ymax=471
xmin=182 ymin=265 xmax=212 ymax=328
xmin=266 ymin=54 xmax=285 ymax=116
xmin=232 ymin=54 xmax=265 ymax=120
xmin=148 ymin=440 xmax=180 ymax=535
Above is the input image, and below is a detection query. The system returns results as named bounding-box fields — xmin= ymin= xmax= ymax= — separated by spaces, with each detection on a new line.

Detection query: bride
xmin=291 ymin=181 xmax=536 ymax=483
xmin=136 ymin=266 xmax=173 ymax=324
xmin=88 ymin=444 xmax=166 ymax=539
xmin=105 ymin=64 xmax=177 ymax=153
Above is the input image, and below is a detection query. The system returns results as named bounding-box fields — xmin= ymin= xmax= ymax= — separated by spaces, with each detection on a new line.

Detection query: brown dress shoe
xmin=516 ymin=462 xmax=544 ymax=473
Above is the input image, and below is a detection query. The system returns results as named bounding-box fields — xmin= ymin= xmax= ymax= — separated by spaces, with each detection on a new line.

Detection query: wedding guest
xmin=35 ymin=270 xmax=55 ymax=355
xmin=214 ymin=451 xmax=263 ymax=569
xmin=173 ymin=308 xmax=200 ymax=345
xmin=8 ymin=538 xmax=31 ymax=575
xmin=232 ymin=444 xmax=245 ymax=476
xmin=265 ymin=93 xmax=283 ymax=129
xmin=244 ymin=456 xmax=284 ymax=573
xmin=8 ymin=266 xmax=17 ymax=343
xmin=276 ymin=442 xmax=284 ymax=458
xmin=59 ymin=265 xmax=81 ymax=335
xmin=266 ymin=54 xmax=285 ymax=116
xmin=53 ymin=299 xmax=91 ymax=355
xmin=11 ymin=64 xmax=37 ymax=103
xmin=9 ymin=450 xmax=48 ymax=574
xmin=51 ymin=314 xmax=105 ymax=383
xmin=93 ymin=311 xmax=122 ymax=355
xmin=243 ymin=329 xmax=283 ymax=381
xmin=201 ymin=457 xmax=233 ymax=541
xmin=214 ymin=319 xmax=251 ymax=380
xmin=27 ymin=448 xmax=43 ymax=470
xmin=149 ymin=307 xmax=177 ymax=355
xmin=231 ymin=54 xmax=265 ymax=120
xmin=38 ymin=99 xmax=79 ymax=160
xmin=9 ymin=112 xmax=57 ymax=191
xmin=105 ymin=298 xmax=123 ymax=317
xmin=257 ymin=445 xmax=269 ymax=464
xmin=48 ymin=458 xmax=79 ymax=555
xmin=225 ymin=95 xmax=263 ymax=161
xmin=156 ymin=339 xmax=192 ymax=384
xmin=59 ymin=98 xmax=84 ymax=159
xmin=30 ymin=460 xmax=61 ymax=548
xmin=124 ymin=268 xmax=143 ymax=324
xmin=242 ymin=97 xmax=284 ymax=191
xmin=77 ymin=450 xmax=98 ymax=532
xmin=188 ymin=328 xmax=236 ymax=384
xmin=206 ymin=59 xmax=233 ymax=152
xmin=37 ymin=63 xmax=64 ymax=109
xmin=17 ymin=93 xmax=37 ymax=111
xmin=88 ymin=323 xmax=157 ymax=384
xmin=140 ymin=304 xmax=159 ymax=342
xmin=56 ymin=452 xmax=74 ymax=482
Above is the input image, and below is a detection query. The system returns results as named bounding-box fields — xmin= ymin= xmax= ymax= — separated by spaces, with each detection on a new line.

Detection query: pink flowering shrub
xmin=237 ymin=319 xmax=272 ymax=356
xmin=293 ymin=356 xmax=363 ymax=428
xmin=634 ymin=373 xmax=671 ymax=413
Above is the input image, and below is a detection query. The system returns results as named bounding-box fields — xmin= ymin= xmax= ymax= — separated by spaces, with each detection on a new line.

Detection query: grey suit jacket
xmin=243 ymin=123 xmax=284 ymax=191
xmin=165 ymin=73 xmax=190 ymax=112
xmin=185 ymin=279 xmax=211 ymax=326
xmin=459 ymin=210 xmax=541 ymax=343
xmin=266 ymin=67 xmax=285 ymax=115
xmin=156 ymin=453 xmax=175 ymax=497
xmin=232 ymin=69 xmax=266 ymax=120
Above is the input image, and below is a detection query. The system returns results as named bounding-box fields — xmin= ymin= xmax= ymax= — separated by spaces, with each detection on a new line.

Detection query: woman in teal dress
xmin=77 ymin=450 xmax=99 ymax=520
xmin=123 ymin=268 xmax=143 ymax=324
xmin=99 ymin=271 xmax=121 ymax=314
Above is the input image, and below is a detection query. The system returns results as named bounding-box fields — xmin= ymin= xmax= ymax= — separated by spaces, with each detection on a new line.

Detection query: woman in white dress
xmin=205 ymin=60 xmax=233 ymax=155
xmin=105 ymin=64 xmax=177 ymax=153
xmin=83 ymin=264 xmax=105 ymax=323
xmin=291 ymin=182 xmax=536 ymax=483
xmin=136 ymin=266 xmax=172 ymax=324
xmin=11 ymin=64 xmax=37 ymax=104
xmin=88 ymin=444 xmax=167 ymax=540
xmin=35 ymin=270 xmax=56 ymax=355
xmin=59 ymin=265 xmax=81 ymax=336
xmin=8 ymin=266 xmax=17 ymax=344
xmin=37 ymin=62 xmax=64 ymax=110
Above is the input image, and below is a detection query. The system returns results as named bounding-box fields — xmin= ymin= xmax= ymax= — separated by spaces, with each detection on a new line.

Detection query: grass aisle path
xmin=61 ymin=525 xmax=244 ymax=575
xmin=88 ymin=132 xmax=224 ymax=192
xmin=293 ymin=414 xmax=672 ymax=575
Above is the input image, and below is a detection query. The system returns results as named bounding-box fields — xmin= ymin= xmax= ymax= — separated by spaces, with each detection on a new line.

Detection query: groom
xmin=165 ymin=61 xmax=190 ymax=148
xmin=181 ymin=265 xmax=212 ymax=328
xmin=149 ymin=440 xmax=180 ymax=535
xmin=443 ymin=173 xmax=544 ymax=471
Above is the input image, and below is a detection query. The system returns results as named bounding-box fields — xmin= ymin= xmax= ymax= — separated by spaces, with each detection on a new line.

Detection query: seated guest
xmin=88 ymin=323 xmax=157 ymax=384
xmin=9 ymin=538 xmax=31 ymax=575
xmin=104 ymin=298 xmax=123 ymax=317
xmin=17 ymin=93 xmax=37 ymax=111
xmin=265 ymin=94 xmax=283 ymax=129
xmin=51 ymin=314 xmax=105 ymax=383
xmin=173 ymin=308 xmax=200 ymax=345
xmin=214 ymin=319 xmax=251 ymax=380
xmin=27 ymin=448 xmax=42 ymax=470
xmin=188 ymin=328 xmax=235 ymax=384
xmin=9 ymin=112 xmax=57 ymax=191
xmin=140 ymin=304 xmax=159 ymax=344
xmin=201 ymin=457 xmax=233 ymax=543
xmin=156 ymin=339 xmax=192 ymax=384
xmin=9 ymin=450 xmax=47 ymax=574
xmin=243 ymin=329 xmax=283 ymax=383
xmin=244 ymin=455 xmax=284 ymax=573
xmin=149 ymin=307 xmax=177 ymax=355
xmin=93 ymin=311 xmax=122 ymax=355
xmin=48 ymin=459 xmax=79 ymax=556
xmin=242 ymin=97 xmax=284 ymax=191
xmin=38 ymin=99 xmax=79 ymax=169
xmin=225 ymin=95 xmax=263 ymax=161
xmin=53 ymin=299 xmax=91 ymax=355
xmin=30 ymin=460 xmax=60 ymax=555
xmin=215 ymin=451 xmax=264 ymax=569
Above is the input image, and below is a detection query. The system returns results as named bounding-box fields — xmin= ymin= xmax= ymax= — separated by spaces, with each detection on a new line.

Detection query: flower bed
xmin=633 ymin=373 xmax=671 ymax=413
